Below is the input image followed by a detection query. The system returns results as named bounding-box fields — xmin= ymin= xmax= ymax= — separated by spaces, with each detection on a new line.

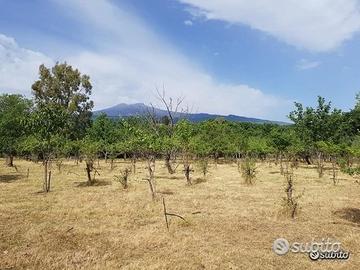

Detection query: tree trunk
xmin=43 ymin=159 xmax=51 ymax=192
xmin=86 ymin=160 xmax=93 ymax=184
xmin=317 ymin=152 xmax=324 ymax=178
xmin=110 ymin=159 xmax=114 ymax=170
xmin=6 ymin=155 xmax=14 ymax=167
xmin=132 ymin=155 xmax=136 ymax=174
xmin=164 ymin=153 xmax=175 ymax=174
xmin=236 ymin=153 xmax=241 ymax=172
xmin=304 ymin=155 xmax=311 ymax=165
xmin=184 ymin=164 xmax=192 ymax=185
xmin=279 ymin=153 xmax=284 ymax=175
xmin=331 ymin=158 xmax=337 ymax=185
xmin=214 ymin=155 xmax=219 ymax=168
xmin=147 ymin=156 xmax=156 ymax=200
xmin=44 ymin=160 xmax=48 ymax=192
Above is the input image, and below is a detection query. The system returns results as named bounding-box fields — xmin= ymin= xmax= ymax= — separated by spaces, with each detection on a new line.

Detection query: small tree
xmin=152 ymin=89 xmax=186 ymax=174
xmin=190 ymin=133 xmax=212 ymax=178
xmin=0 ymin=94 xmax=32 ymax=167
xmin=115 ymin=167 xmax=131 ymax=189
xmin=241 ymin=157 xmax=256 ymax=185
xmin=135 ymin=122 xmax=161 ymax=199
xmin=175 ymin=120 xmax=195 ymax=185
xmin=87 ymin=114 xmax=118 ymax=164
xmin=26 ymin=106 xmax=70 ymax=192
xmin=282 ymin=172 xmax=302 ymax=218
xmin=79 ymin=138 xmax=100 ymax=185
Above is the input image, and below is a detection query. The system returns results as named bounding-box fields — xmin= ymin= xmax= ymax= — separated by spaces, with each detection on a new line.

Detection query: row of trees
xmin=1 ymin=63 xmax=360 ymax=194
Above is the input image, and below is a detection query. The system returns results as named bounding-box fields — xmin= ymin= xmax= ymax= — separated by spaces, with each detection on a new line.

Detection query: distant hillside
xmin=94 ymin=103 xmax=288 ymax=125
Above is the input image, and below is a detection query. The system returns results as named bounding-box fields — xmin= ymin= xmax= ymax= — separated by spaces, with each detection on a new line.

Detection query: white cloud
xmin=178 ymin=0 xmax=360 ymax=52
xmin=297 ymin=59 xmax=321 ymax=70
xmin=1 ymin=0 xmax=291 ymax=120
xmin=0 ymin=34 xmax=53 ymax=95
xmin=61 ymin=0 xmax=291 ymax=119
xmin=184 ymin=20 xmax=193 ymax=26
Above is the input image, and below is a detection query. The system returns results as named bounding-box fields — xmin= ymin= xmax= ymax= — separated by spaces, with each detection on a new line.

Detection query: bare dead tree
xmin=153 ymin=86 xmax=188 ymax=175
xmin=143 ymin=86 xmax=189 ymax=197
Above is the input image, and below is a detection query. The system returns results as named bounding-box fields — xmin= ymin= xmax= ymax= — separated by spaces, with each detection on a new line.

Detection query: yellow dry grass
xmin=0 ymin=158 xmax=360 ymax=270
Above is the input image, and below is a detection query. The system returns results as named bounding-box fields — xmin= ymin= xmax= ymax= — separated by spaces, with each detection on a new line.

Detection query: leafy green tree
xmin=0 ymin=94 xmax=32 ymax=167
xmin=28 ymin=62 xmax=93 ymax=191
xmin=79 ymin=137 xmax=101 ymax=184
xmin=270 ymin=127 xmax=296 ymax=173
xmin=26 ymin=105 xmax=70 ymax=191
xmin=31 ymin=62 xmax=93 ymax=140
xmin=133 ymin=119 xmax=162 ymax=199
xmin=197 ymin=119 xmax=236 ymax=165
xmin=88 ymin=114 xmax=119 ymax=167
xmin=289 ymin=96 xmax=345 ymax=167
xmin=175 ymin=119 xmax=195 ymax=184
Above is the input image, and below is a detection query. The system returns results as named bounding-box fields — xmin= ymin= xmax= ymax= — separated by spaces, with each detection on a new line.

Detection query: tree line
xmin=1 ymin=62 xmax=360 ymax=194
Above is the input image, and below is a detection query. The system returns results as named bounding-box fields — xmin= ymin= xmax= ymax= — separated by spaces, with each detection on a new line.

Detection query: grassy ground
xmin=0 ymin=158 xmax=360 ymax=270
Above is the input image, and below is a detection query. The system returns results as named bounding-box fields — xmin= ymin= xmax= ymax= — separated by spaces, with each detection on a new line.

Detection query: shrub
xmin=241 ymin=158 xmax=256 ymax=185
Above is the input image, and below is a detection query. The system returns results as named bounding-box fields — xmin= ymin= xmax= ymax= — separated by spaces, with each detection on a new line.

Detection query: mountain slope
xmin=94 ymin=103 xmax=288 ymax=125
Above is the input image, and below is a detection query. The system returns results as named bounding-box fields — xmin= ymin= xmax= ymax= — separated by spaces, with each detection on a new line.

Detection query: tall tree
xmin=31 ymin=62 xmax=94 ymax=139
xmin=29 ymin=62 xmax=93 ymax=192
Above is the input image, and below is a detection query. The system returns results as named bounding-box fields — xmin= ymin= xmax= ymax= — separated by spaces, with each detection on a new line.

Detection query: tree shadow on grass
xmin=157 ymin=189 xmax=174 ymax=195
xmin=193 ymin=177 xmax=207 ymax=185
xmin=163 ymin=175 xmax=183 ymax=180
xmin=334 ymin=208 xmax=360 ymax=224
xmin=0 ymin=174 xmax=22 ymax=183
xmin=75 ymin=180 xmax=112 ymax=187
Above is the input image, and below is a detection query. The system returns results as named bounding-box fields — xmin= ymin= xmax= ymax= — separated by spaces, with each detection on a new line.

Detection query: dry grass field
xmin=1 ymin=158 xmax=360 ymax=270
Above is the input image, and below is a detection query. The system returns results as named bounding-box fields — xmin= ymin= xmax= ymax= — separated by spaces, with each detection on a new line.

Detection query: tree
xmin=133 ymin=120 xmax=162 ymax=199
xmin=289 ymin=96 xmax=345 ymax=169
xmin=31 ymin=62 xmax=94 ymax=140
xmin=197 ymin=119 xmax=236 ymax=165
xmin=29 ymin=62 xmax=93 ymax=191
xmin=0 ymin=94 xmax=32 ymax=167
xmin=88 ymin=114 xmax=119 ymax=168
xmin=269 ymin=127 xmax=294 ymax=174
xmin=79 ymin=137 xmax=100 ymax=184
xmin=26 ymin=105 xmax=70 ymax=192
xmin=175 ymin=119 xmax=195 ymax=185
xmin=149 ymin=89 xmax=186 ymax=174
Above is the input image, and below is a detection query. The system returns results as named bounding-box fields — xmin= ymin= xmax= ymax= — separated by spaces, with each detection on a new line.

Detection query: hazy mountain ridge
xmin=94 ymin=103 xmax=289 ymax=125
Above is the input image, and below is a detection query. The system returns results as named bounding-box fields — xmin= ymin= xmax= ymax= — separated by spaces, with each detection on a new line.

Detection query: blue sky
xmin=1 ymin=0 xmax=360 ymax=121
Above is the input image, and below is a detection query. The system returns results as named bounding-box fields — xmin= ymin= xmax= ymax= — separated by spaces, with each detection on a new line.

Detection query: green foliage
xmin=289 ymin=96 xmax=347 ymax=147
xmin=25 ymin=105 xmax=70 ymax=158
xmin=79 ymin=137 xmax=101 ymax=159
xmin=241 ymin=158 xmax=256 ymax=185
xmin=0 ymin=94 xmax=32 ymax=158
xmin=31 ymin=62 xmax=93 ymax=140
xmin=88 ymin=114 xmax=120 ymax=159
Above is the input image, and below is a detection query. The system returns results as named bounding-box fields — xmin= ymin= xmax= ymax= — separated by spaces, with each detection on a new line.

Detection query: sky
xmin=1 ymin=0 xmax=360 ymax=121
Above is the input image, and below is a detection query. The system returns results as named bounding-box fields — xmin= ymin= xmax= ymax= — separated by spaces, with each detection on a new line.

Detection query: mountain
xmin=94 ymin=103 xmax=289 ymax=125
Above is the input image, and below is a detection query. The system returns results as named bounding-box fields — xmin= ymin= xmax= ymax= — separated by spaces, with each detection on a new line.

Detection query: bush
xmin=241 ymin=158 xmax=256 ymax=185
xmin=115 ymin=167 xmax=131 ymax=189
